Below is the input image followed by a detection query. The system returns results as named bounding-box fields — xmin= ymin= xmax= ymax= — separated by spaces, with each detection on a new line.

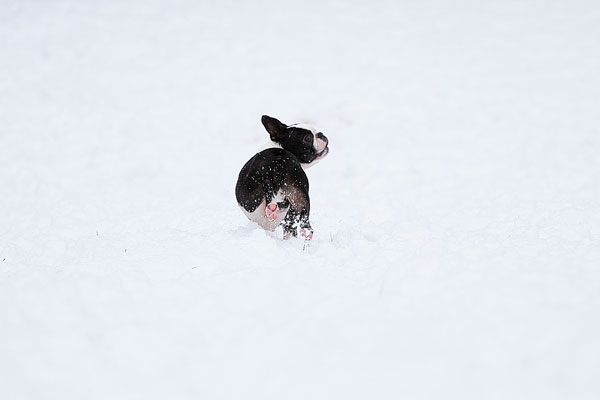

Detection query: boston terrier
xmin=235 ymin=115 xmax=329 ymax=240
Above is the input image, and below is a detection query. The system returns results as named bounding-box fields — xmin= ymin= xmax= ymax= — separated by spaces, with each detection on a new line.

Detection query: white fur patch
xmin=289 ymin=123 xmax=317 ymax=134
xmin=271 ymin=188 xmax=286 ymax=204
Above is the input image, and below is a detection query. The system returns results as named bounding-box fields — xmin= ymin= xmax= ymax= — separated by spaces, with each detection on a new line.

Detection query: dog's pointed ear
xmin=261 ymin=115 xmax=287 ymax=142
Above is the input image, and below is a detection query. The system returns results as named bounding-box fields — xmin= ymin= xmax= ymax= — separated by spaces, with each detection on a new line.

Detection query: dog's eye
xmin=303 ymin=134 xmax=312 ymax=144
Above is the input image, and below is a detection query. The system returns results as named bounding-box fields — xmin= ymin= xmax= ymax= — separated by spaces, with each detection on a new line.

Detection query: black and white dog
xmin=235 ymin=115 xmax=329 ymax=240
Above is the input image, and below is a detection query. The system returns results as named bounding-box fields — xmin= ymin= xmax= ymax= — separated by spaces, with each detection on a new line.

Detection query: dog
xmin=235 ymin=115 xmax=329 ymax=240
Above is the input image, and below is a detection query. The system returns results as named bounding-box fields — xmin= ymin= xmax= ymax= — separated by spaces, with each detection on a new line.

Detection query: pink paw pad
xmin=266 ymin=203 xmax=278 ymax=221
xmin=300 ymin=228 xmax=313 ymax=241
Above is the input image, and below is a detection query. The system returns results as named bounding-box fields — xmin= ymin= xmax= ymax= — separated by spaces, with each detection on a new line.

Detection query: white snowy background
xmin=1 ymin=0 xmax=599 ymax=399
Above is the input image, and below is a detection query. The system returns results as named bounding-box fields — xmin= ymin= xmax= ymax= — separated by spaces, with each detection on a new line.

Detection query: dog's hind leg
xmin=282 ymin=184 xmax=313 ymax=240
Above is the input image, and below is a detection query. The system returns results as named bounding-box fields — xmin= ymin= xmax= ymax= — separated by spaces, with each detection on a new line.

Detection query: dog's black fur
xmin=235 ymin=115 xmax=329 ymax=239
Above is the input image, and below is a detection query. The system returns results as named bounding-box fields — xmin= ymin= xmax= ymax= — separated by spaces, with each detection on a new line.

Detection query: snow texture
xmin=1 ymin=1 xmax=600 ymax=399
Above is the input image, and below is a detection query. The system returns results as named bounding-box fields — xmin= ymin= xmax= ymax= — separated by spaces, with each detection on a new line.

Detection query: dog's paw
xmin=300 ymin=227 xmax=313 ymax=241
xmin=266 ymin=203 xmax=278 ymax=221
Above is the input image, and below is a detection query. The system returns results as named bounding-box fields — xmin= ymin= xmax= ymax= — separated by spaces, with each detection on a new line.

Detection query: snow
xmin=1 ymin=0 xmax=600 ymax=398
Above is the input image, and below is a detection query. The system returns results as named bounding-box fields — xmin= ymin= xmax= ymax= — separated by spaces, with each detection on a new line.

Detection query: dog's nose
xmin=316 ymin=132 xmax=328 ymax=145
xmin=315 ymin=137 xmax=328 ymax=153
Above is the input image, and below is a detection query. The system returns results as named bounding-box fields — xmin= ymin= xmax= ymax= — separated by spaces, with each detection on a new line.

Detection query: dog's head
xmin=261 ymin=115 xmax=329 ymax=165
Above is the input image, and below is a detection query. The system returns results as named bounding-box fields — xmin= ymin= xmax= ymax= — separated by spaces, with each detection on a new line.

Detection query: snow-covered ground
xmin=1 ymin=0 xmax=599 ymax=398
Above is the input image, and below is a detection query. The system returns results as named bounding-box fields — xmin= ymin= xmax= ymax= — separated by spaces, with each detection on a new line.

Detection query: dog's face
xmin=261 ymin=115 xmax=329 ymax=165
